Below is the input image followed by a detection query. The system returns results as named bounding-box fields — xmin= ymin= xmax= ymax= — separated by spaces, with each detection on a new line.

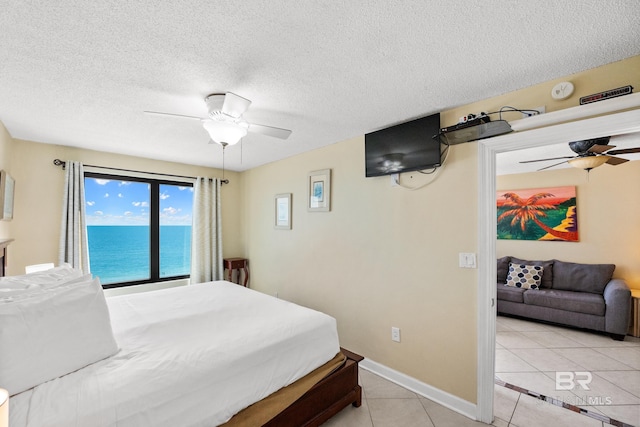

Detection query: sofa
xmin=496 ymin=256 xmax=632 ymax=340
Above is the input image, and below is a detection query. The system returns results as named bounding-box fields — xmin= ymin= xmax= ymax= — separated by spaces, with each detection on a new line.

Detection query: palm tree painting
xmin=497 ymin=186 xmax=578 ymax=241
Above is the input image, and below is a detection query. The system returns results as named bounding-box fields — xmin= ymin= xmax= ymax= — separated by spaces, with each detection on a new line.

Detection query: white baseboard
xmin=359 ymin=357 xmax=477 ymax=421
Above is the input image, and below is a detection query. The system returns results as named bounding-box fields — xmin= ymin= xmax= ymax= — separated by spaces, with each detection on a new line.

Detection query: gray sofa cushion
xmin=553 ymin=260 xmax=615 ymax=294
xmin=497 ymin=256 xmax=511 ymax=284
xmin=523 ymin=289 xmax=605 ymax=316
xmin=497 ymin=285 xmax=526 ymax=303
xmin=511 ymin=257 xmax=554 ymax=289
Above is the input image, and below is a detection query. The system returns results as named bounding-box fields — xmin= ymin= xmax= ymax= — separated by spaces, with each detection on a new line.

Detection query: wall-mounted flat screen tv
xmin=365 ymin=113 xmax=441 ymax=177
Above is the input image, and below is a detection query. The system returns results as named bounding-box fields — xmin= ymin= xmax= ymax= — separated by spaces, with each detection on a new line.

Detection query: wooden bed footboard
xmin=264 ymin=348 xmax=364 ymax=427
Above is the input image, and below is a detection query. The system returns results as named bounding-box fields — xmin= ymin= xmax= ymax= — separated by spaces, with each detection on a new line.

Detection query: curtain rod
xmin=52 ymin=159 xmax=229 ymax=185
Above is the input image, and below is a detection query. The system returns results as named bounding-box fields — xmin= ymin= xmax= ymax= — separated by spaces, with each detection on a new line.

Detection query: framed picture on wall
xmin=307 ymin=169 xmax=331 ymax=212
xmin=275 ymin=193 xmax=292 ymax=230
xmin=0 ymin=170 xmax=15 ymax=221
xmin=497 ymin=186 xmax=578 ymax=241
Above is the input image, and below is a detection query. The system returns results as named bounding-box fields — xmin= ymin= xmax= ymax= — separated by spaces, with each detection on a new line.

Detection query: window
xmin=84 ymin=173 xmax=193 ymax=288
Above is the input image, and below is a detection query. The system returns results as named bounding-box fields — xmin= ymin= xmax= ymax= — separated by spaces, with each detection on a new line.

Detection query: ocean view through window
xmin=84 ymin=173 xmax=193 ymax=287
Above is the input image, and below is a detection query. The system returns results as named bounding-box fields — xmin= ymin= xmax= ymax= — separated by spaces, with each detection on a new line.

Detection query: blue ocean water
xmin=87 ymin=225 xmax=191 ymax=284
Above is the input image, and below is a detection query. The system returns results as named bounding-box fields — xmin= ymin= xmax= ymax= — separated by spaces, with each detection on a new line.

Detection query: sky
xmin=84 ymin=177 xmax=193 ymax=226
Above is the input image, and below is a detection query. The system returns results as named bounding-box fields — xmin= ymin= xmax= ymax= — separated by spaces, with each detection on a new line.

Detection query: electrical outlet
xmin=391 ymin=327 xmax=401 ymax=343
xmin=522 ymin=106 xmax=545 ymax=119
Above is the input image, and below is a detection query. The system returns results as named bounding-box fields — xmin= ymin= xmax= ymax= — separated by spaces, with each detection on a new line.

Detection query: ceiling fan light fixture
xmin=202 ymin=119 xmax=247 ymax=146
xmin=568 ymin=155 xmax=610 ymax=171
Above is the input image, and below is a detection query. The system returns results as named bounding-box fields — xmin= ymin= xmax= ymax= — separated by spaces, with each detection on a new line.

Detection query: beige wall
xmin=240 ymin=55 xmax=640 ymax=405
xmin=4 ymin=139 xmax=243 ymax=276
xmin=242 ymin=139 xmax=480 ymax=402
xmin=497 ymin=162 xmax=640 ymax=290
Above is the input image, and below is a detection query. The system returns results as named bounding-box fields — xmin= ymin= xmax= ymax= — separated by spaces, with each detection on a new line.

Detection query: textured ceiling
xmin=1 ymin=1 xmax=639 ymax=172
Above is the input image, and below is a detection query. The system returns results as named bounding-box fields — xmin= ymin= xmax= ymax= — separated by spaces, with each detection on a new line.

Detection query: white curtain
xmin=58 ymin=161 xmax=90 ymax=272
xmin=190 ymin=177 xmax=223 ymax=284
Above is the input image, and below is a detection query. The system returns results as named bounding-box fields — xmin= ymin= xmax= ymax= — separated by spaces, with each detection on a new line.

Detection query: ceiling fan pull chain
xmin=222 ymin=144 xmax=226 ymax=183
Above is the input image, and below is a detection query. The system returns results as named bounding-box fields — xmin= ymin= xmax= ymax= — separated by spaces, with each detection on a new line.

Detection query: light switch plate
xmin=459 ymin=253 xmax=477 ymax=268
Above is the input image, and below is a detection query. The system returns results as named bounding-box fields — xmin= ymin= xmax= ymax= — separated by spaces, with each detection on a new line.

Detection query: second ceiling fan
xmin=520 ymin=136 xmax=640 ymax=171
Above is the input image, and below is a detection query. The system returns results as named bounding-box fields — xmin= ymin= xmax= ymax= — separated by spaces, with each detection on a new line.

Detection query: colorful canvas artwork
xmin=497 ymin=186 xmax=578 ymax=241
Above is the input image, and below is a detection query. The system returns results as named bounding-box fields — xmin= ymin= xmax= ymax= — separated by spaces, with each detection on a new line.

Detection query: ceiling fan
xmin=144 ymin=92 xmax=292 ymax=147
xmin=520 ymin=136 xmax=640 ymax=171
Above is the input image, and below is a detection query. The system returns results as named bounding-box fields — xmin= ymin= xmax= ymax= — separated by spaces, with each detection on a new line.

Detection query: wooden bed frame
xmin=265 ymin=348 xmax=363 ymax=427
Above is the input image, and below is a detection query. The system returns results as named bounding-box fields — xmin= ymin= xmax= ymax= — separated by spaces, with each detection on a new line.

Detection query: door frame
xmin=475 ymin=107 xmax=640 ymax=423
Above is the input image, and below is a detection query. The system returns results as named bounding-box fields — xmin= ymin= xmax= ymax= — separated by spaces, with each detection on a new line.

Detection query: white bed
xmin=6 ymin=280 xmax=340 ymax=427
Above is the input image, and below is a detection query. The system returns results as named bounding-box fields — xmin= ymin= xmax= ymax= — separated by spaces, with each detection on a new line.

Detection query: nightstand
xmin=223 ymin=258 xmax=249 ymax=287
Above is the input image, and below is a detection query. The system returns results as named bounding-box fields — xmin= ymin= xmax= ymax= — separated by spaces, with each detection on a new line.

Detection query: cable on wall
xmin=395 ymin=141 xmax=451 ymax=191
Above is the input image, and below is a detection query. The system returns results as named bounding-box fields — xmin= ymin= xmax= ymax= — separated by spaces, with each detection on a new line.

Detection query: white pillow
xmin=0 ymin=273 xmax=94 ymax=301
xmin=0 ymin=277 xmax=119 ymax=396
xmin=0 ymin=274 xmax=94 ymax=300
xmin=0 ymin=264 xmax=83 ymax=290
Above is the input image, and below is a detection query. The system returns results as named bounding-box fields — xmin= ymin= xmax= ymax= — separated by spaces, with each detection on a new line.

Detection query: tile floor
xmin=323 ymin=316 xmax=640 ymax=427
xmin=323 ymin=367 xmax=488 ymax=427
xmin=495 ymin=315 xmax=640 ymax=427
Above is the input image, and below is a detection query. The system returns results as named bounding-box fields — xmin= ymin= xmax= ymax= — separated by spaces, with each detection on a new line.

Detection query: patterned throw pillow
xmin=505 ymin=263 xmax=544 ymax=290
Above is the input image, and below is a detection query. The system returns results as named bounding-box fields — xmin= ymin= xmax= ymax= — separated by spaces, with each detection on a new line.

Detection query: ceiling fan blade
xmin=537 ymin=160 xmax=568 ymax=171
xmin=143 ymin=111 xmax=202 ymax=120
xmin=248 ymin=123 xmax=292 ymax=140
xmin=606 ymin=156 xmax=629 ymax=165
xmin=606 ymin=147 xmax=640 ymax=155
xmin=222 ymin=92 xmax=252 ymax=118
xmin=520 ymin=156 xmax=575 ymax=164
xmin=588 ymin=144 xmax=615 ymax=154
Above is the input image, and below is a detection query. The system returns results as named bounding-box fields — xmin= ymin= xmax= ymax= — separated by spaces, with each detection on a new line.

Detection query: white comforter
xmin=9 ymin=281 xmax=340 ymax=427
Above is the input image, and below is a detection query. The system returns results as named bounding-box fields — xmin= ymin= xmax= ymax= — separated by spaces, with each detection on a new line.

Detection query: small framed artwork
xmin=0 ymin=170 xmax=15 ymax=221
xmin=308 ymin=168 xmax=331 ymax=212
xmin=274 ymin=193 xmax=292 ymax=230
